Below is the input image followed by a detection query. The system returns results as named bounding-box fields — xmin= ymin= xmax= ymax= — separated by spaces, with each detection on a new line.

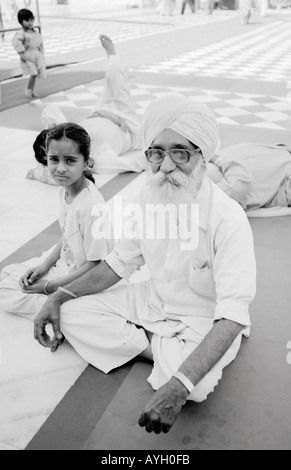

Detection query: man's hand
xmin=34 ymin=295 xmax=64 ymax=352
xmin=138 ymin=378 xmax=189 ymax=434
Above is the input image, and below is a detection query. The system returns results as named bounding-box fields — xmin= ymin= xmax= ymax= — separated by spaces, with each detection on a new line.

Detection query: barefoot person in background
xmin=12 ymin=8 xmax=46 ymax=99
xmin=41 ymin=35 xmax=146 ymax=172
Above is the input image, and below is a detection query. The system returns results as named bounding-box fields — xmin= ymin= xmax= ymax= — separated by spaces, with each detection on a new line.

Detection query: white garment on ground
xmin=246 ymin=206 xmax=291 ymax=218
xmin=55 ymin=176 xmax=255 ymax=402
xmin=210 ymin=143 xmax=291 ymax=211
xmin=41 ymin=103 xmax=68 ymax=129
xmin=0 ymin=181 xmax=112 ymax=318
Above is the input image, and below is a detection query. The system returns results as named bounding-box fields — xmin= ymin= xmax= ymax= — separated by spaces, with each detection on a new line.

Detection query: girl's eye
xmin=66 ymin=159 xmax=75 ymax=164
xmin=48 ymin=157 xmax=58 ymax=162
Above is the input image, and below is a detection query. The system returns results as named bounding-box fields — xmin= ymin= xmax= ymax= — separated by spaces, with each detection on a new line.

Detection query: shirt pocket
xmin=188 ymin=262 xmax=216 ymax=298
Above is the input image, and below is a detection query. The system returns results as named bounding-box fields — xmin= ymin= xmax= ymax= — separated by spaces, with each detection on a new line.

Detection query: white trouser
xmin=0 ymin=250 xmax=69 ymax=320
xmin=58 ymin=282 xmax=242 ymax=403
xmin=0 ymin=265 xmax=242 ymax=403
xmin=83 ymin=55 xmax=142 ymax=155
xmin=41 ymin=56 xmax=142 ymax=157
xmin=91 ymin=56 xmax=138 ymax=127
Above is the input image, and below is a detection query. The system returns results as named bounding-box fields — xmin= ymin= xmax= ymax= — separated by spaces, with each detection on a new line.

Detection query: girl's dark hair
xmin=33 ymin=129 xmax=49 ymax=165
xmin=18 ymin=9 xmax=35 ymax=25
xmin=46 ymin=122 xmax=95 ymax=184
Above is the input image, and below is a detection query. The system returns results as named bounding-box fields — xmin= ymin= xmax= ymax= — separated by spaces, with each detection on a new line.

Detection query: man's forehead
xmin=151 ymin=128 xmax=194 ymax=147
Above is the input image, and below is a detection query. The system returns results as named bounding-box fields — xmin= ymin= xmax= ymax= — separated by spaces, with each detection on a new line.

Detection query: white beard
xmin=145 ymin=157 xmax=206 ymax=206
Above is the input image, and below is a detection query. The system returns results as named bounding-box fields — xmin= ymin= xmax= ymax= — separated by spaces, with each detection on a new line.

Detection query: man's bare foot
xmin=99 ymin=35 xmax=116 ymax=56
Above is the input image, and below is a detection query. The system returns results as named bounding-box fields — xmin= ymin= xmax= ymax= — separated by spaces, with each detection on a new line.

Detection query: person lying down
xmin=206 ymin=143 xmax=291 ymax=211
xmin=27 ymin=34 xmax=148 ymax=183
xmin=28 ymin=35 xmax=291 ymax=211
xmin=29 ymin=135 xmax=291 ymax=216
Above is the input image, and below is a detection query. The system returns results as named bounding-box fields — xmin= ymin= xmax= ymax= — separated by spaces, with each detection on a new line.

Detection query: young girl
xmin=12 ymin=8 xmax=46 ymax=99
xmin=0 ymin=123 xmax=112 ymax=320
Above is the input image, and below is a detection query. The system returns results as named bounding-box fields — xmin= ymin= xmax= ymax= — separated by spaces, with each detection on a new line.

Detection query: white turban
xmin=142 ymin=94 xmax=219 ymax=163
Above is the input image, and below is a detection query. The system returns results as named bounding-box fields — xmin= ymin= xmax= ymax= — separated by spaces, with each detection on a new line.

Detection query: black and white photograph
xmin=0 ymin=0 xmax=290 ymax=453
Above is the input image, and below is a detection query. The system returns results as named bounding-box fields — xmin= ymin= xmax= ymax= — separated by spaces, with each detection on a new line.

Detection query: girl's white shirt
xmin=58 ymin=181 xmax=113 ymax=272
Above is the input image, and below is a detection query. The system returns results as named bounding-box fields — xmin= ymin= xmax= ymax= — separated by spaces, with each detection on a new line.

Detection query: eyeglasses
xmin=145 ymin=148 xmax=201 ymax=165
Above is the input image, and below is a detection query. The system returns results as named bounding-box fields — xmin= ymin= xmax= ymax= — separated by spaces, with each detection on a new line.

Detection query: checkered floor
xmin=35 ymin=80 xmax=291 ymax=131
xmin=137 ymin=20 xmax=291 ymax=82
xmin=0 ymin=12 xmax=235 ymax=64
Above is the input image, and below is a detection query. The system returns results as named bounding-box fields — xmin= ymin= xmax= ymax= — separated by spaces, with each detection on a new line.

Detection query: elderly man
xmin=32 ymin=95 xmax=256 ymax=434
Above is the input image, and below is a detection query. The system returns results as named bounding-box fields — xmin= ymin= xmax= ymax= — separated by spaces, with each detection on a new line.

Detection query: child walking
xmin=0 ymin=123 xmax=112 ymax=334
xmin=12 ymin=8 xmax=46 ymax=99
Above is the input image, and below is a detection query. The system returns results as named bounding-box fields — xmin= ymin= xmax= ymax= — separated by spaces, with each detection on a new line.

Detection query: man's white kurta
xmin=106 ymin=177 xmax=256 ymax=337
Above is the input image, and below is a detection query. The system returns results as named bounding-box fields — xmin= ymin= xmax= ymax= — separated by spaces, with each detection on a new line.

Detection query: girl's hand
xmin=22 ymin=279 xmax=49 ymax=295
xmin=20 ymin=266 xmax=48 ymax=288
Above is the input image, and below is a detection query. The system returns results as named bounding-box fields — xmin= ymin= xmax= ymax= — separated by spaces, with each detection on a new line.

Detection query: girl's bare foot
xmin=99 ymin=35 xmax=116 ymax=56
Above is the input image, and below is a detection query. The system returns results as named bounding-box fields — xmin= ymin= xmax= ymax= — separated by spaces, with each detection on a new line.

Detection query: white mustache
xmin=153 ymin=169 xmax=191 ymax=187
xmin=146 ymin=159 xmax=206 ymax=206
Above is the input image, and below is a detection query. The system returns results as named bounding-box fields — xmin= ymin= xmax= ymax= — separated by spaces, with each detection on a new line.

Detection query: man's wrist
xmin=172 ymin=371 xmax=195 ymax=395
xmin=169 ymin=376 xmax=190 ymax=401
xmin=46 ymin=281 xmax=58 ymax=295
xmin=50 ymin=289 xmax=70 ymax=305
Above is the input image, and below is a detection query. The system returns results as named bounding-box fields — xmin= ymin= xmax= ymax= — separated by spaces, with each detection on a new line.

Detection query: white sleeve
xmin=79 ymin=206 xmax=109 ymax=262
xmin=213 ymin=212 xmax=256 ymax=331
xmin=12 ymin=31 xmax=25 ymax=53
xmin=105 ymin=229 xmax=145 ymax=281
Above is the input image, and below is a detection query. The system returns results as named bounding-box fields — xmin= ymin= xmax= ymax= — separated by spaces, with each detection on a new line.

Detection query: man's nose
xmin=160 ymin=154 xmax=176 ymax=173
